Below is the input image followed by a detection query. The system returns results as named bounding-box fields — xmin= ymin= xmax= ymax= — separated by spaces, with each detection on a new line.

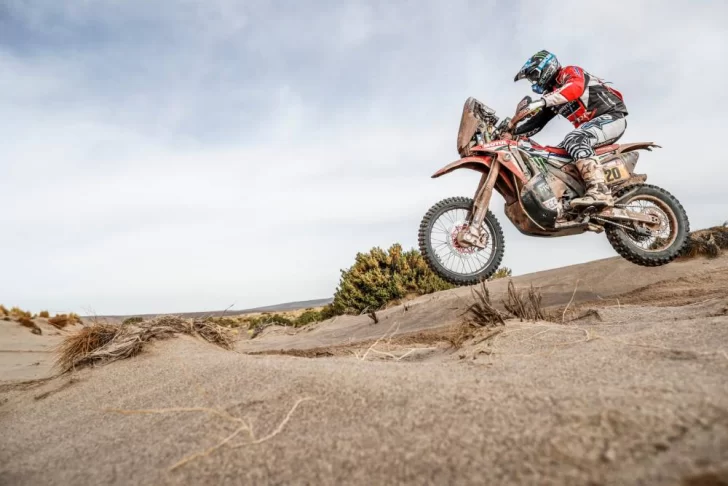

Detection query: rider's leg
xmin=563 ymin=114 xmax=627 ymax=208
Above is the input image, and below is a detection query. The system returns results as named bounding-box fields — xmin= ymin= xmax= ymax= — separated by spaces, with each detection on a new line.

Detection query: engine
xmin=519 ymin=173 xmax=564 ymax=228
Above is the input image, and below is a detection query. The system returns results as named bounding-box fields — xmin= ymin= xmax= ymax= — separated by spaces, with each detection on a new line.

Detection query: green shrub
xmin=259 ymin=313 xmax=293 ymax=326
xmin=488 ymin=267 xmax=512 ymax=281
xmin=204 ymin=316 xmax=241 ymax=328
xmin=294 ymin=310 xmax=323 ymax=327
xmin=122 ymin=316 xmax=145 ymax=325
xmin=328 ymin=243 xmax=453 ymax=316
xmin=319 ymin=305 xmax=337 ymax=321
xmin=38 ymin=310 xmax=50 ymax=318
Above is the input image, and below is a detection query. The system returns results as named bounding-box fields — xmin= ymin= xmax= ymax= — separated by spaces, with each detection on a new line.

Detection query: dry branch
xmin=106 ymin=397 xmax=315 ymax=471
xmin=465 ymin=279 xmax=506 ymax=328
xmin=503 ymin=281 xmax=546 ymax=322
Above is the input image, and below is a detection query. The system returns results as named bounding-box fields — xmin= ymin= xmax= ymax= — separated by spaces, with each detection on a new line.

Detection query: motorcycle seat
xmin=541 ymin=144 xmax=619 ymax=157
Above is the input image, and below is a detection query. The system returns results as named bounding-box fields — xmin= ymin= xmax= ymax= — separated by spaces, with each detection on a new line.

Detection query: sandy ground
xmin=1 ymin=254 xmax=728 ymax=485
xmin=0 ymin=319 xmax=80 ymax=382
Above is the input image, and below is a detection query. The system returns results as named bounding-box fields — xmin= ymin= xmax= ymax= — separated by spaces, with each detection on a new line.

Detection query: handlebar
xmin=508 ymin=99 xmax=546 ymax=130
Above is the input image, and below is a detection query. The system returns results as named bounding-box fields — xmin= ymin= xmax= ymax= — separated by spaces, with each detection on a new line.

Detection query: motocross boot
xmin=570 ymin=157 xmax=614 ymax=208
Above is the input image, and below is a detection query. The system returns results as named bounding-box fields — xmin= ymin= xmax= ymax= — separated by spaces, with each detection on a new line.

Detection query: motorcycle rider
xmin=510 ymin=50 xmax=629 ymax=208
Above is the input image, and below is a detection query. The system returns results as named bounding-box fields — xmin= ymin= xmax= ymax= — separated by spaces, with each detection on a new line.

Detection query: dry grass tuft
xmin=503 ymin=281 xmax=546 ymax=321
xmin=38 ymin=310 xmax=50 ymax=318
xmin=444 ymin=321 xmax=477 ymax=349
xmin=449 ymin=279 xmax=512 ymax=349
xmin=55 ymin=316 xmax=235 ymax=373
xmin=18 ymin=316 xmax=42 ymax=335
xmin=55 ymin=324 xmax=119 ymax=372
xmin=682 ymin=225 xmax=728 ymax=259
xmin=465 ymin=279 xmax=507 ymax=328
xmin=190 ymin=318 xmax=236 ymax=348
xmin=49 ymin=312 xmax=83 ymax=329
xmin=48 ymin=314 xmax=72 ymax=329
xmin=0 ymin=304 xmax=8 ymax=316
xmin=10 ymin=307 xmax=32 ymax=320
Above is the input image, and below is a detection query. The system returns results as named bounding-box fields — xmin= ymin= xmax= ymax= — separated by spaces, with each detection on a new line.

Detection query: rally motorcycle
xmin=418 ymin=97 xmax=690 ymax=285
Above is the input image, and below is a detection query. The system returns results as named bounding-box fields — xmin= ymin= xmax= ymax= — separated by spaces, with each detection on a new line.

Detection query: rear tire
xmin=605 ymin=184 xmax=690 ymax=266
xmin=418 ymin=197 xmax=505 ymax=286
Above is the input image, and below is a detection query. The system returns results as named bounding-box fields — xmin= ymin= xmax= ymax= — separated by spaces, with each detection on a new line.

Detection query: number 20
xmin=604 ymin=167 xmax=621 ymax=182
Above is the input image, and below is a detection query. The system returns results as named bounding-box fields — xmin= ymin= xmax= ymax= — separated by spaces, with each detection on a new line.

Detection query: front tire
xmin=605 ymin=184 xmax=690 ymax=266
xmin=418 ymin=197 xmax=505 ymax=286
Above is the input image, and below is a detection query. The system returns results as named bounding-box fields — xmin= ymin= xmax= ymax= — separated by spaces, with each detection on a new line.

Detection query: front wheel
xmin=605 ymin=184 xmax=690 ymax=266
xmin=418 ymin=197 xmax=505 ymax=286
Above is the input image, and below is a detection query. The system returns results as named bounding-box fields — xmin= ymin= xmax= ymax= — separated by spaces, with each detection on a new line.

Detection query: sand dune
xmin=1 ymin=254 xmax=727 ymax=485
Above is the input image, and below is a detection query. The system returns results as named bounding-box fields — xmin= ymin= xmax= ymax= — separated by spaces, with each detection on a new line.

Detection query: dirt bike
xmin=418 ymin=96 xmax=690 ymax=285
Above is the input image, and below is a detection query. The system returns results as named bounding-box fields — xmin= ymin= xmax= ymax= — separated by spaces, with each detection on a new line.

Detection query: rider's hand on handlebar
xmin=526 ymin=98 xmax=546 ymax=112
xmin=510 ymin=98 xmax=546 ymax=130
xmin=518 ymin=98 xmax=546 ymax=118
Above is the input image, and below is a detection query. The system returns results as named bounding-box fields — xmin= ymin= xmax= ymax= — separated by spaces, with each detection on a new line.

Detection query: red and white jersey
xmin=542 ymin=66 xmax=628 ymax=127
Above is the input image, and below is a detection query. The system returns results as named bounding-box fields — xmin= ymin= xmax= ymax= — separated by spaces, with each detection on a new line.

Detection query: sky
xmin=1 ymin=0 xmax=726 ymax=315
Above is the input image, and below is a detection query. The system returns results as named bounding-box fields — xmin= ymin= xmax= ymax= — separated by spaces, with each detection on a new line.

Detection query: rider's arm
xmin=513 ymin=107 xmax=556 ymax=137
xmin=542 ymin=66 xmax=586 ymax=107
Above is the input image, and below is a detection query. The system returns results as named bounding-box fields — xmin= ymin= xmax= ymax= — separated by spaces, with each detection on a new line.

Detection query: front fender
xmin=433 ymin=149 xmax=526 ymax=180
xmin=431 ymin=153 xmax=521 ymax=195
xmin=432 ymin=155 xmax=494 ymax=179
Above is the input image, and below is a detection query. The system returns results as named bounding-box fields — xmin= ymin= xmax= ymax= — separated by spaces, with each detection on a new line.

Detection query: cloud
xmin=1 ymin=0 xmax=726 ymax=314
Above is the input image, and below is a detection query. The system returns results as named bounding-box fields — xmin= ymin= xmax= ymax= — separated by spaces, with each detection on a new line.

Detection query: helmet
xmin=514 ymin=50 xmax=561 ymax=94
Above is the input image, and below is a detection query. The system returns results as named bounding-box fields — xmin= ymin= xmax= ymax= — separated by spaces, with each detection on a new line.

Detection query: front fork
xmin=456 ymin=159 xmax=501 ymax=249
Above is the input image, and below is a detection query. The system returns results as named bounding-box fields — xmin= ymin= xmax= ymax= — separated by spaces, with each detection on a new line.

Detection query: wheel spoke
xmin=425 ymin=206 xmax=497 ymax=277
xmin=618 ymin=194 xmax=678 ymax=253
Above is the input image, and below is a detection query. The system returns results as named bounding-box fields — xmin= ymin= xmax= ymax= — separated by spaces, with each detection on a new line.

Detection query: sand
xmin=1 ymin=254 xmax=727 ymax=485
xmin=0 ymin=319 xmax=80 ymax=382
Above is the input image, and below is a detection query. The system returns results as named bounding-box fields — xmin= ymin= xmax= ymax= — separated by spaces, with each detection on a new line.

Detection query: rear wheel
xmin=605 ymin=184 xmax=690 ymax=266
xmin=418 ymin=197 xmax=505 ymax=286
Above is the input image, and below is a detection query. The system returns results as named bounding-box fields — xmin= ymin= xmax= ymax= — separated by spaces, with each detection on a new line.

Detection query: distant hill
xmin=91 ymin=298 xmax=333 ymax=320
xmin=235 ymin=298 xmax=333 ymax=314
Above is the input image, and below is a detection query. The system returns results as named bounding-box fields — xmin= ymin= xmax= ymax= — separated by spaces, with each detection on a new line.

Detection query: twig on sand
xmin=105 ymin=397 xmax=315 ymax=471
xmin=244 ymin=397 xmax=314 ymax=445
xmin=368 ymin=347 xmax=438 ymax=361
xmin=358 ymin=319 xmax=401 ymax=361
xmin=562 ymin=280 xmax=580 ymax=323
xmin=170 ymin=422 xmax=252 ymax=471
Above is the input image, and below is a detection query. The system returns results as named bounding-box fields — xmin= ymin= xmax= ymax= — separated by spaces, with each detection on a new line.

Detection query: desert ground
xmin=2 ymin=254 xmax=727 ymax=485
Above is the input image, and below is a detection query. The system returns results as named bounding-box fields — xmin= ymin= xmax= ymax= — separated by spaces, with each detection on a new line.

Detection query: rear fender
xmin=622 ymin=142 xmax=660 ymax=176
xmin=601 ymin=142 xmax=660 ymax=176
xmin=617 ymin=142 xmax=661 ymax=154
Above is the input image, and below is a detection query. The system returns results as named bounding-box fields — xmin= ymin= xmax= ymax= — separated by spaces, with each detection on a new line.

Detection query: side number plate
xmin=603 ymin=163 xmax=629 ymax=184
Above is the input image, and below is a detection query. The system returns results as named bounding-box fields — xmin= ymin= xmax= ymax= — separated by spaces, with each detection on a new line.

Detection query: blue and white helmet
xmin=514 ymin=50 xmax=561 ymax=94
